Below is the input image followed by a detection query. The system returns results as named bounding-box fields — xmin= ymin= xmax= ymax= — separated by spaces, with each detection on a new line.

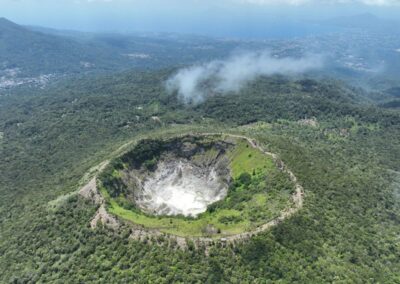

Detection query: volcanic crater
xmin=116 ymin=136 xmax=233 ymax=217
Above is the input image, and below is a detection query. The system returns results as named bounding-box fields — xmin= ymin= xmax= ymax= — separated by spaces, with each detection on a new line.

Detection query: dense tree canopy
xmin=0 ymin=70 xmax=399 ymax=282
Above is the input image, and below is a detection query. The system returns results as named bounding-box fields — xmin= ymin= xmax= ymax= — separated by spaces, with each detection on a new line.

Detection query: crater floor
xmin=138 ymin=159 xmax=228 ymax=217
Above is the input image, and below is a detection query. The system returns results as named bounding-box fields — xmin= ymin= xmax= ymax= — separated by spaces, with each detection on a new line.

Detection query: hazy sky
xmin=1 ymin=0 xmax=400 ymax=37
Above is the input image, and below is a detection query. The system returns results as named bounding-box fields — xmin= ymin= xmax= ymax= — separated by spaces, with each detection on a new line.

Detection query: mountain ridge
xmin=0 ymin=18 xmax=132 ymax=76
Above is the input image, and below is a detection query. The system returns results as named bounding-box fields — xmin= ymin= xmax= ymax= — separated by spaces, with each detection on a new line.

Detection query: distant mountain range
xmin=0 ymin=17 xmax=251 ymax=85
xmin=0 ymin=17 xmax=133 ymax=76
xmin=1 ymin=16 xmax=400 ymax=92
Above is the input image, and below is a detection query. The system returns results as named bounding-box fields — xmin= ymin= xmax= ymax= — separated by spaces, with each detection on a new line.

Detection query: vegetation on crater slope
xmin=99 ymin=135 xmax=294 ymax=237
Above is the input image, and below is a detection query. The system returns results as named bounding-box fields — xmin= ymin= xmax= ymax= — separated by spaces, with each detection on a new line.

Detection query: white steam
xmin=166 ymin=50 xmax=324 ymax=103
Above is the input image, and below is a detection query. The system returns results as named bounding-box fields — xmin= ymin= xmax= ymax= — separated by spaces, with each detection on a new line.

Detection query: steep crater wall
xmin=102 ymin=136 xmax=234 ymax=217
xmin=97 ymin=133 xmax=302 ymax=239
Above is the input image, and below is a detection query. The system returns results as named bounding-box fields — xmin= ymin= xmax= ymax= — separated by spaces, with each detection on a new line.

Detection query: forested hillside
xmin=0 ymin=18 xmax=240 ymax=79
xmin=0 ymin=18 xmax=132 ymax=76
xmin=0 ymin=70 xmax=399 ymax=282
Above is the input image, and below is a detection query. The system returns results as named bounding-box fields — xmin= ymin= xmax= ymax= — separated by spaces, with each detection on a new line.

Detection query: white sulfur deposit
xmin=137 ymin=159 xmax=228 ymax=217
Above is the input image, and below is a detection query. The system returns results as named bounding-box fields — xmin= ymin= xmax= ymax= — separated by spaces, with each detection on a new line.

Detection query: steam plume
xmin=166 ymin=50 xmax=324 ymax=103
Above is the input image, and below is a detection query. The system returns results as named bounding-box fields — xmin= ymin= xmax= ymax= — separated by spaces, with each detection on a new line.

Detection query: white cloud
xmin=166 ymin=51 xmax=324 ymax=104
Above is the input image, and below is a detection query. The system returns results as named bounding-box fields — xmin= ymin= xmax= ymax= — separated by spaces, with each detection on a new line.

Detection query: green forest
xmin=1 ymin=69 xmax=399 ymax=282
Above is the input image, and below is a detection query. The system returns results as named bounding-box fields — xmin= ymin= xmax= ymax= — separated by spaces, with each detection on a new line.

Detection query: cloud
xmin=239 ymin=0 xmax=400 ymax=5
xmin=166 ymin=51 xmax=324 ymax=104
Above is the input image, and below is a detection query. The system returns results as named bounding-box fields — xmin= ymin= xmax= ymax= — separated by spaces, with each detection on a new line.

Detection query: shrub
xmin=238 ymin=172 xmax=252 ymax=186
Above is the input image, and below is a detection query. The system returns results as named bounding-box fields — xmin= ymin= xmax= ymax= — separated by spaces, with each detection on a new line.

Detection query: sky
xmin=1 ymin=0 xmax=400 ymax=37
